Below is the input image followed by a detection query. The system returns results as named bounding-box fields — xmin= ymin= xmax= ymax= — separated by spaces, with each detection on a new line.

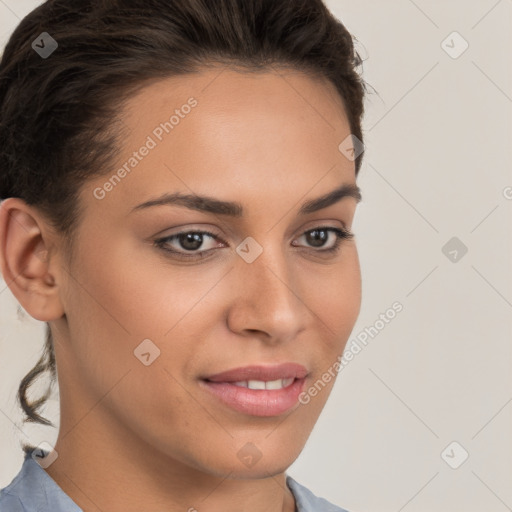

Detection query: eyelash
xmin=153 ymin=226 xmax=354 ymax=261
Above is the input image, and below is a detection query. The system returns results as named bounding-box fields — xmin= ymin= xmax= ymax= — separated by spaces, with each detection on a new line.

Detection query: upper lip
xmin=204 ymin=363 xmax=308 ymax=383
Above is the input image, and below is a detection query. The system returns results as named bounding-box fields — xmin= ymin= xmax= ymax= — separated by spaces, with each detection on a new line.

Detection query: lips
xmin=200 ymin=363 xmax=309 ymax=416
xmin=203 ymin=363 xmax=308 ymax=383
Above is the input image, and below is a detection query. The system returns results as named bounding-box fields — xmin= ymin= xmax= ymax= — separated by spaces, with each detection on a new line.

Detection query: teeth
xmin=232 ymin=378 xmax=295 ymax=390
xmin=247 ymin=380 xmax=266 ymax=390
xmin=265 ymin=379 xmax=284 ymax=390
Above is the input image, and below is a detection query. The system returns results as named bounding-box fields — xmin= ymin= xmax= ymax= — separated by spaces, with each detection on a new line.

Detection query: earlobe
xmin=0 ymin=198 xmax=65 ymax=322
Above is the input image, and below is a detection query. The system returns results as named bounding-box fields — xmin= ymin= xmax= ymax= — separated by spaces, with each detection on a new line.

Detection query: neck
xmin=43 ymin=406 xmax=296 ymax=512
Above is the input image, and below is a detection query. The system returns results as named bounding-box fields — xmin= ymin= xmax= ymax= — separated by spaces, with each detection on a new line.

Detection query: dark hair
xmin=0 ymin=0 xmax=368 ymax=454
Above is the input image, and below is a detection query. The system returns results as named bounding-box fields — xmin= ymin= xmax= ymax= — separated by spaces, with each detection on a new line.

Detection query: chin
xmin=191 ymin=445 xmax=302 ymax=480
xmin=222 ymin=459 xmax=297 ymax=480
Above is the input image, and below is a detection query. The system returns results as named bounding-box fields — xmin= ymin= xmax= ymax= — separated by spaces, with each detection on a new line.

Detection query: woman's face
xmin=51 ymin=67 xmax=362 ymax=478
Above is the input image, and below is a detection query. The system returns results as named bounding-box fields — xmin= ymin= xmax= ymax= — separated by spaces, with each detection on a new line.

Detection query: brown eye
xmin=154 ymin=229 xmax=224 ymax=260
xmin=305 ymin=229 xmax=330 ymax=248
xmin=293 ymin=227 xmax=354 ymax=253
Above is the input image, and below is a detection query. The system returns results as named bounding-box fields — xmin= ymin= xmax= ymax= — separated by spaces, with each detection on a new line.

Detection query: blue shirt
xmin=0 ymin=450 xmax=349 ymax=512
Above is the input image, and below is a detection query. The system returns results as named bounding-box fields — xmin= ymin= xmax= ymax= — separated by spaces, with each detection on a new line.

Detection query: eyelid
xmin=154 ymin=219 xmax=350 ymax=240
xmin=301 ymin=218 xmax=352 ymax=233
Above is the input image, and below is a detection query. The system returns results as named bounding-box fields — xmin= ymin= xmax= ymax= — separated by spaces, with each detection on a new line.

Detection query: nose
xmin=226 ymin=243 xmax=308 ymax=343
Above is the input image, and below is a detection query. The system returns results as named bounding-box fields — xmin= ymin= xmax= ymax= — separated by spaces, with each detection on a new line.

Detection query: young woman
xmin=0 ymin=0 xmax=367 ymax=510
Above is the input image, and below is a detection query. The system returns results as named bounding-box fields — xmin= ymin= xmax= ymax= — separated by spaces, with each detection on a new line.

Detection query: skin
xmin=0 ymin=66 xmax=362 ymax=512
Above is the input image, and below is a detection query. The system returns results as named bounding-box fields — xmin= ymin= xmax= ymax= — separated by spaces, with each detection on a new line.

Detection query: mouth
xmin=199 ymin=363 xmax=308 ymax=417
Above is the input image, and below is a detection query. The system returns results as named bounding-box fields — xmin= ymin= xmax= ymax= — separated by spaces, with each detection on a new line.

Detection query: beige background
xmin=1 ymin=1 xmax=511 ymax=511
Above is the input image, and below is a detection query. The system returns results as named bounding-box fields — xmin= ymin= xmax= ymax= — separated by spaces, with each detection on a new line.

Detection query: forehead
xmin=122 ymin=66 xmax=348 ymax=126
xmin=118 ymin=66 xmax=351 ymax=159
xmin=82 ymin=67 xmax=356 ymax=221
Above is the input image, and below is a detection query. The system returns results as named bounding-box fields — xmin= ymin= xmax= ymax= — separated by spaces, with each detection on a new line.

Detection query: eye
xmin=293 ymin=226 xmax=354 ymax=254
xmin=154 ymin=229 xmax=223 ymax=260
xmin=153 ymin=226 xmax=354 ymax=260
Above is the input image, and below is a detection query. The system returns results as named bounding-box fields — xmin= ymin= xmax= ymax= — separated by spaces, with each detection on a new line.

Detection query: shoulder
xmin=0 ymin=491 xmax=26 ymax=511
xmin=0 ymin=454 xmax=32 ymax=511
xmin=286 ymin=475 xmax=351 ymax=512
xmin=0 ymin=450 xmax=82 ymax=512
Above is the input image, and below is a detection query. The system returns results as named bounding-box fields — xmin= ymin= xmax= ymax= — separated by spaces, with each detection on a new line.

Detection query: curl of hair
xmin=18 ymin=325 xmax=57 ymax=455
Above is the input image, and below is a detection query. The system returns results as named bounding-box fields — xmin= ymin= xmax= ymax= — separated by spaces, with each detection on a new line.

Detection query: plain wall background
xmin=1 ymin=1 xmax=511 ymax=511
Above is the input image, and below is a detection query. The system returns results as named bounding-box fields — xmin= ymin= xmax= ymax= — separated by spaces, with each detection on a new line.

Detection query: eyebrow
xmin=130 ymin=182 xmax=362 ymax=217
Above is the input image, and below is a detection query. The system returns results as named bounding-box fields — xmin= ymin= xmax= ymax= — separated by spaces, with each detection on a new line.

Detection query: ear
xmin=0 ymin=197 xmax=65 ymax=322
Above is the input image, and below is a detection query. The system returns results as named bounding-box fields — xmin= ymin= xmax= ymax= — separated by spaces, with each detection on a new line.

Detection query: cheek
xmin=305 ymin=248 xmax=361 ymax=378
xmin=309 ymin=247 xmax=361 ymax=333
xmin=60 ymin=245 xmax=213 ymax=436
xmin=72 ymin=233 xmax=221 ymax=339
xmin=62 ymin=236 xmax=234 ymax=390
xmin=295 ymin=252 xmax=361 ymax=416
xmin=337 ymin=251 xmax=362 ymax=326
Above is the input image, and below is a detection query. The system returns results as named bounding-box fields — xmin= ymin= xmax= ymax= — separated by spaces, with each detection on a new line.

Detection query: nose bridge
xmin=228 ymin=235 xmax=307 ymax=336
xmin=239 ymin=232 xmax=292 ymax=293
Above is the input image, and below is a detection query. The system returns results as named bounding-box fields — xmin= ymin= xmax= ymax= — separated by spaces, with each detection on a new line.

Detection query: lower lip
xmin=200 ymin=378 xmax=306 ymax=417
